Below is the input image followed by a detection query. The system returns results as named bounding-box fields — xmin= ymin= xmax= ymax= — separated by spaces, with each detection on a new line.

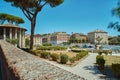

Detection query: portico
xmin=0 ymin=24 xmax=27 ymax=48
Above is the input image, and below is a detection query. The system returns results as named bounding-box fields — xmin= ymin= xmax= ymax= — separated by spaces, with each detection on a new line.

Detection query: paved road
xmin=43 ymin=53 xmax=107 ymax=80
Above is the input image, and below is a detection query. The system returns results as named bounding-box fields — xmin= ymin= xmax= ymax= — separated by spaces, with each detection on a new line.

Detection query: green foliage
xmin=69 ymin=39 xmax=81 ymax=43
xmin=96 ymin=55 xmax=105 ymax=70
xmin=37 ymin=46 xmax=66 ymax=51
xmin=30 ymin=50 xmax=41 ymax=56
xmin=60 ymin=54 xmax=68 ymax=64
xmin=25 ymin=39 xmax=30 ymax=47
xmin=108 ymin=36 xmax=120 ymax=45
xmin=98 ymin=50 xmax=103 ymax=55
xmin=69 ymin=57 xmax=76 ymax=64
xmin=50 ymin=53 xmax=59 ymax=61
xmin=62 ymin=42 xmax=70 ymax=45
xmin=21 ymin=48 xmax=30 ymax=53
xmin=43 ymin=43 xmax=52 ymax=46
xmin=76 ymin=51 xmax=88 ymax=60
xmin=107 ymin=0 xmax=120 ymax=32
xmin=40 ymin=51 xmax=50 ymax=59
xmin=97 ymin=50 xmax=110 ymax=55
xmin=5 ymin=0 xmax=64 ymax=49
xmin=71 ymin=49 xmax=82 ymax=53
xmin=111 ymin=63 xmax=120 ymax=77
xmin=6 ymin=38 xmax=18 ymax=45
xmin=0 ymin=13 xmax=24 ymax=25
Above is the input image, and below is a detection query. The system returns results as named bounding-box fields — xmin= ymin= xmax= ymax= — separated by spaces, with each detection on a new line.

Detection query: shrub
xmin=30 ymin=50 xmax=41 ymax=56
xmin=21 ymin=48 xmax=30 ymax=52
xmin=30 ymin=50 xmax=38 ymax=55
xmin=60 ymin=54 xmax=68 ymax=64
xmin=69 ymin=57 xmax=76 ymax=64
xmin=98 ymin=50 xmax=103 ymax=55
xmin=6 ymin=38 xmax=18 ymax=45
xmin=98 ymin=50 xmax=110 ymax=55
xmin=111 ymin=64 xmax=120 ymax=77
xmin=103 ymin=50 xmax=109 ymax=55
xmin=76 ymin=53 xmax=82 ymax=60
xmin=43 ymin=43 xmax=52 ymax=46
xmin=76 ymin=51 xmax=88 ymax=60
xmin=96 ymin=55 xmax=105 ymax=70
xmin=36 ymin=46 xmax=66 ymax=51
xmin=71 ymin=49 xmax=82 ymax=52
xmin=50 ymin=53 xmax=59 ymax=61
xmin=40 ymin=51 xmax=50 ymax=59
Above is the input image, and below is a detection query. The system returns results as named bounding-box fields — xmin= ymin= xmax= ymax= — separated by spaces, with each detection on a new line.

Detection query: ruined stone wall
xmin=0 ymin=40 xmax=84 ymax=80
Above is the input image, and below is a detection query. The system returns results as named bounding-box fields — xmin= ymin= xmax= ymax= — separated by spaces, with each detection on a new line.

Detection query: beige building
xmin=0 ymin=24 xmax=27 ymax=48
xmin=51 ymin=32 xmax=70 ymax=44
xmin=70 ymin=33 xmax=88 ymax=42
xmin=25 ymin=34 xmax=42 ymax=46
xmin=87 ymin=30 xmax=108 ymax=44
xmin=42 ymin=34 xmax=51 ymax=44
xmin=42 ymin=32 xmax=70 ymax=45
xmin=33 ymin=34 xmax=42 ymax=46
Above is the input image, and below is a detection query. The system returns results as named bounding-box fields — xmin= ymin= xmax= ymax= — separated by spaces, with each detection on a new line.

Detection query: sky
xmin=0 ymin=0 xmax=120 ymax=36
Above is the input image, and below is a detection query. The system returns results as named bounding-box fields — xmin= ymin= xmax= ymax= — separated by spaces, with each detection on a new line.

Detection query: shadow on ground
xmin=83 ymin=64 xmax=120 ymax=80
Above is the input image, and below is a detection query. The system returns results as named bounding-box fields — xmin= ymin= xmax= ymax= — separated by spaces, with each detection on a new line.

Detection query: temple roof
xmin=0 ymin=24 xmax=27 ymax=31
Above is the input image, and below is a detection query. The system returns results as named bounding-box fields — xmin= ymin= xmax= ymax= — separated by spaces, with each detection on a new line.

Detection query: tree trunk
xmin=30 ymin=15 xmax=37 ymax=49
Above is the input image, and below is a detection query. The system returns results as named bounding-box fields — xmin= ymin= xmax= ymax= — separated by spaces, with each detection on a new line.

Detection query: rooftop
xmin=0 ymin=24 xmax=27 ymax=31
xmin=88 ymin=30 xmax=107 ymax=34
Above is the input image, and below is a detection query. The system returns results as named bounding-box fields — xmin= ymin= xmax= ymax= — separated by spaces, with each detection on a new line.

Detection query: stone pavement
xmin=0 ymin=40 xmax=85 ymax=80
xmin=44 ymin=53 xmax=110 ymax=80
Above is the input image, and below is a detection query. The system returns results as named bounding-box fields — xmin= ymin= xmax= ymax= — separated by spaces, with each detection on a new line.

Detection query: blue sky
xmin=0 ymin=0 xmax=120 ymax=36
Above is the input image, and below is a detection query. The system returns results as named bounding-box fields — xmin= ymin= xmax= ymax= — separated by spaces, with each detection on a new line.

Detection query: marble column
xmin=3 ymin=28 xmax=6 ymax=40
xmin=21 ymin=30 xmax=25 ymax=48
xmin=15 ymin=28 xmax=17 ymax=39
xmin=10 ymin=28 xmax=12 ymax=39
xmin=19 ymin=29 xmax=21 ymax=48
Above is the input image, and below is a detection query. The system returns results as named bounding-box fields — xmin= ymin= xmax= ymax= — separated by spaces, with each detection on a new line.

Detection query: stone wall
xmin=0 ymin=40 xmax=84 ymax=80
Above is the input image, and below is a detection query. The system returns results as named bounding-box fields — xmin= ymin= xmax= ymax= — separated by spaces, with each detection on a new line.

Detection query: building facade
xmin=25 ymin=34 xmax=42 ymax=47
xmin=0 ymin=24 xmax=27 ymax=48
xmin=51 ymin=32 xmax=70 ymax=44
xmin=87 ymin=30 xmax=108 ymax=44
xmin=70 ymin=33 xmax=88 ymax=42
xmin=42 ymin=32 xmax=70 ymax=45
xmin=33 ymin=34 xmax=42 ymax=46
xmin=42 ymin=34 xmax=51 ymax=44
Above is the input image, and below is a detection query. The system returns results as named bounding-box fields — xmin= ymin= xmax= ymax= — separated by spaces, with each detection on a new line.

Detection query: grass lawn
xmin=97 ymin=55 xmax=120 ymax=79
xmin=104 ymin=55 xmax=120 ymax=66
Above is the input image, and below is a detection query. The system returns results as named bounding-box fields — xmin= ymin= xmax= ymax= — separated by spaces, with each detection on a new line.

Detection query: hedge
xmin=40 ymin=51 xmax=50 ymax=59
xmin=111 ymin=63 xmax=120 ymax=77
xmin=96 ymin=55 xmax=105 ymax=70
xmin=37 ymin=46 xmax=66 ymax=50
xmin=69 ymin=57 xmax=76 ymax=64
xmin=50 ymin=53 xmax=59 ymax=61
xmin=60 ymin=54 xmax=68 ymax=64
xmin=76 ymin=51 xmax=88 ymax=60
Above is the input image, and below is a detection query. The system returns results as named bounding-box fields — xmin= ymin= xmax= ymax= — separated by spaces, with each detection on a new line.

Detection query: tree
xmin=0 ymin=13 xmax=24 ymax=25
xmin=96 ymin=36 xmax=103 ymax=44
xmin=4 ymin=0 xmax=64 ymax=49
xmin=25 ymin=38 xmax=30 ymax=47
xmin=0 ymin=13 xmax=6 ymax=24
xmin=108 ymin=0 xmax=120 ymax=32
